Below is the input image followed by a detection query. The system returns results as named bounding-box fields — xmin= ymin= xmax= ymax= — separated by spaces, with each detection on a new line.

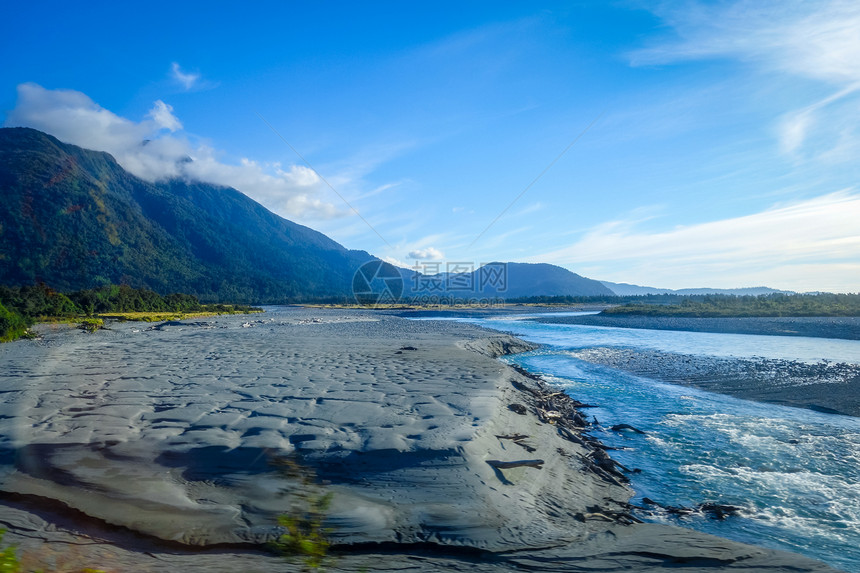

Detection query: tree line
xmin=601 ymin=292 xmax=860 ymax=317
xmin=0 ymin=284 xmax=258 ymax=342
xmin=507 ymin=292 xmax=860 ymax=317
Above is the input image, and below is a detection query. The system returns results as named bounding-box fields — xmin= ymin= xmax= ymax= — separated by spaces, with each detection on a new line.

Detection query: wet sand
xmin=0 ymin=308 xmax=840 ymax=571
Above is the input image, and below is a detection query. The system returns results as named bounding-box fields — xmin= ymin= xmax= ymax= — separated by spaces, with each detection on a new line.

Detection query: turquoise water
xmin=421 ymin=313 xmax=860 ymax=572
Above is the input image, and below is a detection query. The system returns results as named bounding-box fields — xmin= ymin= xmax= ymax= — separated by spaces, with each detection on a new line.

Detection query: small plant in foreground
xmin=0 ymin=529 xmax=21 ymax=573
xmin=268 ymin=456 xmax=335 ymax=571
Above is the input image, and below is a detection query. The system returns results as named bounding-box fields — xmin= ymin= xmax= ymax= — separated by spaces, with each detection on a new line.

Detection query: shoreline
xmin=0 ymin=308 xmax=841 ymax=571
xmin=399 ymin=308 xmax=860 ymax=418
xmin=523 ymin=313 xmax=860 ymax=418
xmin=532 ymin=313 xmax=860 ymax=341
xmin=561 ymin=346 xmax=860 ymax=417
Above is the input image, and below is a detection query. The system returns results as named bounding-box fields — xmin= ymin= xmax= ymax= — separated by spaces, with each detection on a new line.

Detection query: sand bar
xmin=0 ymin=307 xmax=840 ymax=571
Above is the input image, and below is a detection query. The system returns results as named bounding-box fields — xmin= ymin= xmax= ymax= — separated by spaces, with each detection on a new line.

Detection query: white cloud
xmin=171 ymin=62 xmax=200 ymax=90
xmin=6 ymin=83 xmax=156 ymax=162
xmin=632 ymin=1 xmax=860 ymax=82
xmin=408 ymin=247 xmax=444 ymax=260
xmin=381 ymin=256 xmax=410 ymax=269
xmin=147 ymin=100 xmax=182 ymax=132
xmin=531 ymin=191 xmax=860 ymax=293
xmin=632 ymin=1 xmax=860 ymax=158
xmin=779 ymin=110 xmax=814 ymax=155
xmin=4 ymin=83 xmax=342 ymax=220
xmin=518 ymin=201 xmax=543 ymax=216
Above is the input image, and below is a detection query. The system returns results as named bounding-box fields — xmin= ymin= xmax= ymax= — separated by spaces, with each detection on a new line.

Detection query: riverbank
xmin=561 ymin=346 xmax=860 ymax=417
xmin=521 ymin=313 xmax=860 ymax=417
xmin=532 ymin=314 xmax=860 ymax=341
xmin=0 ymin=308 xmax=839 ymax=571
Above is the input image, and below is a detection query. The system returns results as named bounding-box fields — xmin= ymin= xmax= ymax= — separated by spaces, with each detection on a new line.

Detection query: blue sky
xmin=3 ymin=1 xmax=859 ymax=292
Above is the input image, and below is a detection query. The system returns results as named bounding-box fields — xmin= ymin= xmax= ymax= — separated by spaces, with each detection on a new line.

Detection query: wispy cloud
xmin=4 ymin=83 xmax=341 ymax=219
xmin=777 ymin=81 xmax=860 ymax=156
xmin=532 ymin=191 xmax=860 ymax=292
xmin=517 ymin=201 xmax=543 ymax=216
xmin=632 ymin=1 xmax=860 ymax=83
xmin=632 ymin=0 xmax=860 ymax=159
xmin=170 ymin=62 xmax=201 ymax=90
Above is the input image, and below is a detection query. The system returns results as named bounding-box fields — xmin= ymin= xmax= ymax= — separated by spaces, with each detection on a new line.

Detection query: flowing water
xmin=420 ymin=312 xmax=860 ymax=573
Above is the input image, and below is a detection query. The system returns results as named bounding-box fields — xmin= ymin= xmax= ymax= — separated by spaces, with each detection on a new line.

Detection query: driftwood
xmin=496 ymin=433 xmax=529 ymax=441
xmin=584 ymin=461 xmax=627 ymax=487
xmin=536 ymin=408 xmax=562 ymax=424
xmin=557 ymin=426 xmax=589 ymax=447
xmin=487 ymin=459 xmax=545 ymax=470
xmin=497 ymin=433 xmax=537 ymax=453
xmin=591 ymin=449 xmax=633 ymax=473
xmin=583 ymin=512 xmax=614 ymax=522
xmin=611 ymin=423 xmax=646 ymax=435
xmin=510 ymin=364 xmax=543 ymax=381
xmin=641 ymin=498 xmax=742 ymax=520
xmin=575 ymin=506 xmax=644 ymax=525
xmin=508 ymin=364 xmax=640 ymax=487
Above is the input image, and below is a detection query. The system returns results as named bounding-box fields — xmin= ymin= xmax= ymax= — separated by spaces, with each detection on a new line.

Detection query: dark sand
xmin=532 ymin=314 xmax=860 ymax=341
xmin=0 ymin=308 xmax=841 ymax=571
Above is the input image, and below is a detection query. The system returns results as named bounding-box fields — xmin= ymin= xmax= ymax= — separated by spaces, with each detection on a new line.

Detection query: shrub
xmin=77 ymin=318 xmax=104 ymax=333
xmin=0 ymin=529 xmax=21 ymax=573
xmin=0 ymin=303 xmax=32 ymax=343
xmin=268 ymin=457 xmax=334 ymax=571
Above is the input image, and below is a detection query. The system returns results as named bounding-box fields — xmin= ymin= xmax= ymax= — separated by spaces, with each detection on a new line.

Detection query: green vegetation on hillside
xmin=0 ymin=284 xmax=261 ymax=342
xmin=602 ymin=293 xmax=860 ymax=317
xmin=0 ymin=128 xmax=373 ymax=303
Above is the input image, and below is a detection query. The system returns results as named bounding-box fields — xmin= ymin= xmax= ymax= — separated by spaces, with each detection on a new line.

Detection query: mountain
xmin=600 ymin=281 xmax=793 ymax=297
xmin=497 ymin=263 xmax=614 ymax=298
xmin=401 ymin=262 xmax=614 ymax=299
xmin=0 ymin=127 xmax=374 ymax=302
xmin=0 ymin=128 xmax=614 ymax=303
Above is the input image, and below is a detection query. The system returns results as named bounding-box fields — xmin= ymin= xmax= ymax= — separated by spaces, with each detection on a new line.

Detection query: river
xmin=418 ymin=311 xmax=860 ymax=573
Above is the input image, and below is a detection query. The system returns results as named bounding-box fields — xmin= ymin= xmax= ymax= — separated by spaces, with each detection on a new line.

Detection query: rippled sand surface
xmin=0 ymin=308 xmax=841 ymax=572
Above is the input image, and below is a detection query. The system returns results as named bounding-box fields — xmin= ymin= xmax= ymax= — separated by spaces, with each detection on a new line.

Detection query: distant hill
xmin=0 ymin=127 xmax=614 ymax=303
xmin=402 ymin=262 xmax=613 ymax=299
xmin=0 ymin=127 xmax=374 ymax=302
xmin=600 ymin=281 xmax=792 ymax=297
